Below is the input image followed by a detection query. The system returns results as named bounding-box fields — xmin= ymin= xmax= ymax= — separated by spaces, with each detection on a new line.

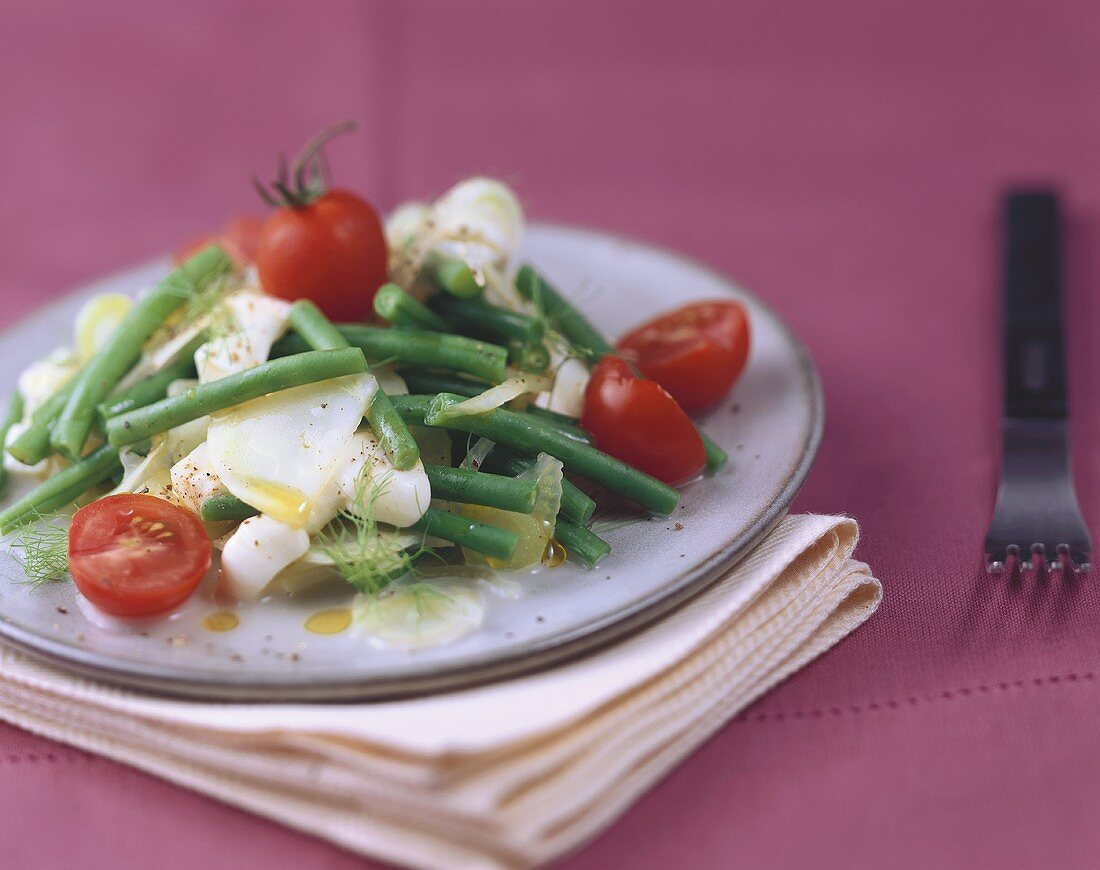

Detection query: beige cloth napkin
xmin=0 ymin=513 xmax=879 ymax=869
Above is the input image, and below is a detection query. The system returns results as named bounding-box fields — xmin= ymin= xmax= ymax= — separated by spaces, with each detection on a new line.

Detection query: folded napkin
xmin=0 ymin=513 xmax=879 ymax=869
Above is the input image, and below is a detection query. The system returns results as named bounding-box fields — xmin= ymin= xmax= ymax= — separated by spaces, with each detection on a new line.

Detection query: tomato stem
xmin=253 ymin=120 xmax=358 ymax=210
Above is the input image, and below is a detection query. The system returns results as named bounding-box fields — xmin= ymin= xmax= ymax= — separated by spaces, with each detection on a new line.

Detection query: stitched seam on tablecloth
xmin=0 ymin=675 xmax=1094 ymax=757
xmin=0 ymin=751 xmax=103 ymax=764
xmin=735 ymin=672 xmax=1097 ymax=723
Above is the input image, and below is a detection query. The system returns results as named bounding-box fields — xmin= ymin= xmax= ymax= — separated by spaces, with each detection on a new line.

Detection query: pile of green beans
xmin=0 ymin=252 xmax=731 ymax=580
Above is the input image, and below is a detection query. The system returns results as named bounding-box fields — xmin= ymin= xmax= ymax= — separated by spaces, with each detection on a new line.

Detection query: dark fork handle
xmin=1004 ymin=190 xmax=1066 ymax=419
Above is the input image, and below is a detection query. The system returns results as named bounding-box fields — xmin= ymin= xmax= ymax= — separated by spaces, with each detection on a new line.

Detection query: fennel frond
xmin=14 ymin=514 xmax=70 ymax=588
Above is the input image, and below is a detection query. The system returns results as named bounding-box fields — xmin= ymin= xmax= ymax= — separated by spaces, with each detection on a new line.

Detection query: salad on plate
xmin=0 ymin=124 xmax=751 ymax=648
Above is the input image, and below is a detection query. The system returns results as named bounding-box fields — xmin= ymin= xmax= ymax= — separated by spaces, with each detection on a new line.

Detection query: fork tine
xmin=983 ymin=191 xmax=1091 ymax=581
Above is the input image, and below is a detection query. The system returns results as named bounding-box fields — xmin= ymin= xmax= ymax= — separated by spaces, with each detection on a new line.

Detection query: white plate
xmin=0 ymin=224 xmax=822 ymax=700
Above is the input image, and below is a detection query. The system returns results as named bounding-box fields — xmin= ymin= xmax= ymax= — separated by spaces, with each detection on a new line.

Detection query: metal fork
xmin=984 ymin=190 xmax=1092 ymax=574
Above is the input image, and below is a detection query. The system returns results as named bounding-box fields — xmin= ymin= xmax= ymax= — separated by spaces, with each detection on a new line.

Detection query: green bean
xmin=554 ymin=515 xmax=611 ymax=567
xmin=410 ymin=506 xmax=518 ymax=560
xmin=429 ymin=294 xmax=544 ymax=344
xmin=424 ymin=394 xmax=679 ymax=514
xmin=424 ymin=251 xmax=483 ymax=298
xmin=389 ymin=394 xmax=433 ymax=426
xmin=700 ymin=432 xmax=728 ymax=472
xmin=0 ymin=444 xmax=121 ymax=533
xmin=287 ymin=299 xmax=352 ymax=350
xmin=507 ymin=339 xmax=551 ymax=373
xmin=0 ymin=392 xmax=25 ymax=497
xmin=7 ymin=380 xmax=76 ymax=467
xmin=524 ymin=408 xmax=590 ymax=444
xmin=52 ymin=246 xmax=232 ymax=459
xmin=200 ymin=493 xmax=259 ymax=523
xmin=289 ymin=301 xmax=420 ymax=470
xmin=479 ymin=445 xmax=596 ymax=525
xmin=515 ymin=265 xmax=614 ymax=360
xmin=560 ymin=481 xmax=596 ymax=525
xmin=424 ymin=465 xmax=537 ymax=514
xmin=373 ymin=284 xmax=447 ymax=331
xmin=107 ymin=348 xmax=367 ymax=448
xmin=396 ymin=369 xmax=486 ymax=398
xmin=339 ymin=325 xmax=507 ymax=384
xmin=273 ymin=326 xmax=508 ymax=384
xmin=366 ymin=395 xmax=421 ymax=470
xmin=97 ymin=338 xmax=203 ymax=425
xmin=516 ymin=264 xmax=728 ymax=472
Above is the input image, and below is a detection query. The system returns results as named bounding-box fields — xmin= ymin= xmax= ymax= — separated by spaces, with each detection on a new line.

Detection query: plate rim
xmin=0 ymin=222 xmax=824 ymax=702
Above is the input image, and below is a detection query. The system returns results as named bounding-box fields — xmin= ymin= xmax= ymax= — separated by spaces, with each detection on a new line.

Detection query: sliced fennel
xmin=460 ymin=436 xmax=496 ymax=472
xmin=206 ymin=373 xmax=376 ymax=527
xmin=435 ymin=374 xmax=552 ymax=422
xmin=114 ymin=277 xmax=238 ymax=393
xmin=18 ymin=349 xmax=79 ymax=415
xmin=276 ymin=528 xmax=424 ymax=596
xmin=335 ymin=433 xmax=430 ymax=529
xmin=111 ymin=440 xmax=171 ymax=496
xmin=459 ymin=452 xmax=563 ymax=570
xmin=354 ymin=581 xmax=484 ymax=650
xmin=385 ymin=178 xmax=525 ymax=305
xmin=75 ymin=293 xmax=133 ymax=363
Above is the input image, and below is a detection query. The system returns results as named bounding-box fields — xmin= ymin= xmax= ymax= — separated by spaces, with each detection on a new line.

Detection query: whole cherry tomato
xmin=617 ymin=300 xmax=750 ymax=411
xmin=255 ymin=189 xmax=388 ymax=322
xmin=68 ymin=494 xmax=212 ymax=617
xmin=581 ymin=356 xmax=705 ymax=485
xmin=252 ymin=123 xmax=388 ymax=322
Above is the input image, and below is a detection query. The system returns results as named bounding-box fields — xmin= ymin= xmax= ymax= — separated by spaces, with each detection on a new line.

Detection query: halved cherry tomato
xmin=581 ymin=356 xmax=705 ymax=485
xmin=174 ymin=214 xmax=265 ymax=269
xmin=68 ymin=494 xmax=212 ymax=617
xmin=256 ymin=189 xmax=388 ymax=322
xmin=617 ymin=300 xmax=750 ymax=411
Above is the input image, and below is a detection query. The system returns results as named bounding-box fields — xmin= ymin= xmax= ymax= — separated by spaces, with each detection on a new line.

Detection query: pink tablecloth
xmin=4 ymin=1 xmax=1100 ymax=867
